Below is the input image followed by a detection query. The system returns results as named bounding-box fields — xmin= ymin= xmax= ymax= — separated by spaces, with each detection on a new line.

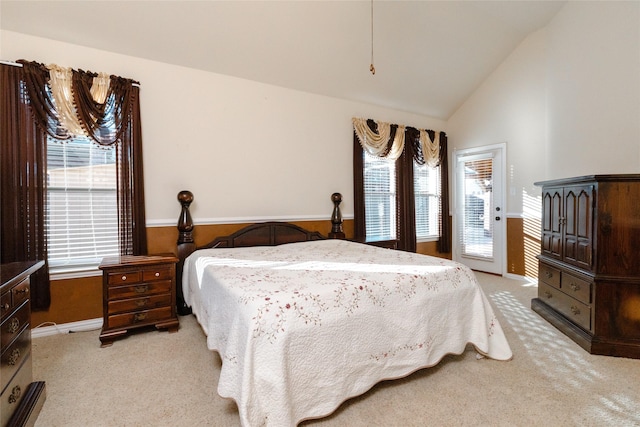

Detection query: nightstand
xmin=98 ymin=255 xmax=179 ymax=347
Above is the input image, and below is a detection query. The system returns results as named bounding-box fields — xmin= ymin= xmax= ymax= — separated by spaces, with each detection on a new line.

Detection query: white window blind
xmin=46 ymin=136 xmax=119 ymax=270
xmin=363 ymin=150 xmax=396 ymax=242
xmin=460 ymin=158 xmax=493 ymax=259
xmin=414 ymin=162 xmax=440 ymax=239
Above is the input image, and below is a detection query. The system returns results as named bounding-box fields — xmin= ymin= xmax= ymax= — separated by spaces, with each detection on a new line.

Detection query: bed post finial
xmin=329 ymin=192 xmax=345 ymax=239
xmin=177 ymin=190 xmax=194 ymax=244
xmin=176 ymin=190 xmax=195 ymax=315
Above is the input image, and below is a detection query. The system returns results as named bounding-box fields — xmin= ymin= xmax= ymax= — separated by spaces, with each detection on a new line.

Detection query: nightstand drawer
xmin=107 ymin=271 xmax=142 ymax=286
xmin=143 ymin=267 xmax=173 ymax=282
xmin=107 ymin=280 xmax=172 ymax=300
xmin=107 ymin=307 xmax=172 ymax=329
xmin=108 ymin=293 xmax=172 ymax=315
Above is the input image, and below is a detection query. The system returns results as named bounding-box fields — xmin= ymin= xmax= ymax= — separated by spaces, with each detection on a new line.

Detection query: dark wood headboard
xmin=174 ymin=191 xmax=344 ymax=315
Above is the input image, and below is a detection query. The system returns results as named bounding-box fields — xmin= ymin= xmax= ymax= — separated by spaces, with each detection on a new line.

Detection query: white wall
xmin=1 ymin=30 xmax=445 ymax=225
xmin=447 ymin=1 xmax=640 ymax=217
xmin=545 ymin=1 xmax=640 ymax=178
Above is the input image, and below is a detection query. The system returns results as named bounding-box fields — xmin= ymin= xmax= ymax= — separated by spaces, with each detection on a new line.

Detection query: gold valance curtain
xmin=352 ymin=117 xmax=451 ymax=254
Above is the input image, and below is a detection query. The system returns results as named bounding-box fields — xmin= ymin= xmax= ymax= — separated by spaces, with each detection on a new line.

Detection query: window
xmin=363 ymin=150 xmax=397 ymax=241
xmin=414 ymin=162 xmax=440 ymax=240
xmin=363 ymin=151 xmax=440 ymax=242
xmin=46 ymin=136 xmax=119 ymax=271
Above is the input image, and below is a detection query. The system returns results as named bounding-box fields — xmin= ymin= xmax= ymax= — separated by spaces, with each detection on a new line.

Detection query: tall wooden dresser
xmin=531 ymin=174 xmax=640 ymax=358
xmin=1 ymin=261 xmax=46 ymax=426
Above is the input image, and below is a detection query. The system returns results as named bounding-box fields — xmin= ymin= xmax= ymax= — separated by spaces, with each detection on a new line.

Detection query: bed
xmin=175 ymin=191 xmax=512 ymax=426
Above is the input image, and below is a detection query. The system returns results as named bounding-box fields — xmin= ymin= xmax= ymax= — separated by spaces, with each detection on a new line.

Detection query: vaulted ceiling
xmin=1 ymin=1 xmax=566 ymax=119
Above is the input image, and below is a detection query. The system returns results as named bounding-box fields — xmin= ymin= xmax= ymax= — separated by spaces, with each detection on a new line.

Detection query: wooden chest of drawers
xmin=532 ymin=175 xmax=640 ymax=358
xmin=1 ymin=261 xmax=46 ymax=427
xmin=99 ymin=255 xmax=179 ymax=347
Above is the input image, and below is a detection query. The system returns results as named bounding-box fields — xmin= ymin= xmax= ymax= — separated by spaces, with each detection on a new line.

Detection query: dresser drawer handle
xmin=8 ymin=348 xmax=21 ymax=365
xmin=8 ymin=385 xmax=21 ymax=404
xmin=545 ymin=271 xmax=553 ymax=279
xmin=135 ymin=298 xmax=149 ymax=307
xmin=134 ymin=285 xmax=149 ymax=294
xmin=544 ymin=291 xmax=552 ymax=299
xmin=569 ymin=283 xmax=580 ymax=292
xmin=1 ymin=302 xmax=9 ymax=312
xmin=570 ymin=305 xmax=581 ymax=316
xmin=14 ymin=288 xmax=29 ymax=295
xmin=8 ymin=317 xmax=20 ymax=334
xmin=121 ymin=275 xmax=127 ymax=281
xmin=154 ymin=272 xmax=160 ymax=277
xmin=134 ymin=313 xmax=147 ymax=322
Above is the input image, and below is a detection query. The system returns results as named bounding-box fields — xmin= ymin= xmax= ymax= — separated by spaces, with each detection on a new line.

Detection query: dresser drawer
xmin=561 ymin=272 xmax=591 ymax=305
xmin=1 ymin=326 xmax=31 ymax=392
xmin=107 ymin=280 xmax=172 ymax=300
xmin=11 ymin=279 xmax=30 ymax=309
xmin=107 ymin=306 xmax=173 ymax=329
xmin=0 ymin=291 xmax=10 ymax=320
xmin=0 ymin=353 xmax=32 ymax=427
xmin=107 ymin=271 xmax=142 ymax=286
xmin=539 ymin=263 xmax=561 ymax=289
xmin=539 ymin=282 xmax=591 ymax=332
xmin=107 ymin=293 xmax=172 ymax=315
xmin=1 ymin=302 xmax=29 ymax=349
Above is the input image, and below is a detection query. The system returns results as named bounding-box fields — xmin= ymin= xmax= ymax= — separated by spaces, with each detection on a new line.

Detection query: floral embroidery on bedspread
xmin=369 ymin=336 xmax=435 ymax=361
xmin=199 ymin=240 xmax=482 ymax=343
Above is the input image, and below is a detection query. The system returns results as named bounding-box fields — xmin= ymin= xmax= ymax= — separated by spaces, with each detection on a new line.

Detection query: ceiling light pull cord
xmin=370 ymin=0 xmax=375 ymax=75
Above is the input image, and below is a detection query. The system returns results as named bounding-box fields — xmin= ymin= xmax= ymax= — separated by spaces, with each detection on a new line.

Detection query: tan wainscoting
xmin=32 ymin=275 xmax=102 ymax=329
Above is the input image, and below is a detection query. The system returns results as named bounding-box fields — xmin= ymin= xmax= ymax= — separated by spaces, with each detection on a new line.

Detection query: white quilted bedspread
xmin=183 ymin=239 xmax=512 ymax=427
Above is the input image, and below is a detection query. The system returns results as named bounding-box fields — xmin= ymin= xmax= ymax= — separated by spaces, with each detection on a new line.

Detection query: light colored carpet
xmin=32 ymin=273 xmax=640 ymax=427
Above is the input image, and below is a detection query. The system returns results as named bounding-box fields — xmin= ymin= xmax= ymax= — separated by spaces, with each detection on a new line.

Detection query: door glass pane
xmin=461 ymin=158 xmax=493 ymax=259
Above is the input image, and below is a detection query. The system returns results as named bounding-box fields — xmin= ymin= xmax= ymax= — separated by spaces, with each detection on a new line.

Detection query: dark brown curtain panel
xmin=437 ymin=133 xmax=451 ymax=253
xmin=1 ymin=63 xmax=51 ymax=309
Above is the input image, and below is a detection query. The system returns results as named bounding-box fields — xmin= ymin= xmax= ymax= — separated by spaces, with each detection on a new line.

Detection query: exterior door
xmin=453 ymin=144 xmax=505 ymax=275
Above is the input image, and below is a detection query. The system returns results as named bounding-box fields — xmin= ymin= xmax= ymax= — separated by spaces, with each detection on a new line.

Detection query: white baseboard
xmin=32 ymin=318 xmax=103 ymax=338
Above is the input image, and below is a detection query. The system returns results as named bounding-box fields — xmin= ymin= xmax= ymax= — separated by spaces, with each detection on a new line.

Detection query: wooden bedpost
xmin=329 ymin=192 xmax=345 ymax=239
xmin=176 ymin=190 xmax=195 ymax=315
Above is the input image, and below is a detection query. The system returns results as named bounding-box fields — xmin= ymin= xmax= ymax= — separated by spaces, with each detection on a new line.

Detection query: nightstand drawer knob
xmin=155 ymin=272 xmax=160 ymax=277
xmin=134 ymin=313 xmax=147 ymax=322
xmin=121 ymin=275 xmax=127 ymax=281
xmin=134 ymin=285 xmax=149 ymax=294
xmin=136 ymin=298 xmax=149 ymax=307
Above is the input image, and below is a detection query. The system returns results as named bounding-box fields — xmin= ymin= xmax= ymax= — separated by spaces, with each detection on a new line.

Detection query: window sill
xmin=49 ymin=266 xmax=102 ymax=280
xmin=416 ymin=236 xmax=439 ymax=243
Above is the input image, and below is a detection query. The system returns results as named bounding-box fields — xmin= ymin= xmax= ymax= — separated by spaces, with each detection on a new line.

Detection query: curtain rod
xmin=0 ymin=59 xmax=140 ymax=87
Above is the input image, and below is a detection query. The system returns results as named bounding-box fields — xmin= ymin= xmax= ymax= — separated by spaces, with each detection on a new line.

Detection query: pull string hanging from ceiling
xmin=370 ymin=0 xmax=375 ymax=75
